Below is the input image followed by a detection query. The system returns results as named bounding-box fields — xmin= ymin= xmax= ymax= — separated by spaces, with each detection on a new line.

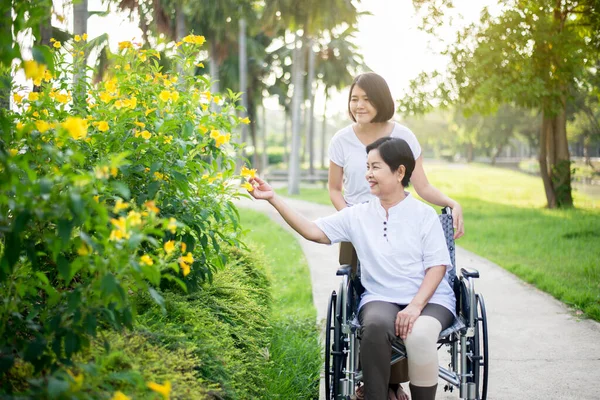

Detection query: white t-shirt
xmin=328 ymin=122 xmax=422 ymax=205
xmin=315 ymin=193 xmax=456 ymax=316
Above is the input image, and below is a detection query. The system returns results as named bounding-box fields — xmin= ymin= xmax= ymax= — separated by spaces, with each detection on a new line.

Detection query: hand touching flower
xmin=246 ymin=176 xmax=274 ymax=201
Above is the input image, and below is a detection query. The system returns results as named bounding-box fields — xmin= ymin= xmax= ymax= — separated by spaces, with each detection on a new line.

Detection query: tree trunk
xmin=306 ymin=37 xmax=316 ymax=176
xmin=237 ymin=17 xmax=248 ymax=171
xmin=321 ymin=88 xmax=329 ymax=169
xmin=538 ymin=103 xmax=573 ymax=208
xmin=209 ymin=41 xmax=220 ymax=98
xmin=466 ymin=143 xmax=474 ymax=163
xmin=73 ymin=0 xmax=88 ymax=108
xmin=288 ymin=33 xmax=304 ymax=195
xmin=0 ymin=3 xmax=11 ymax=111
xmin=261 ymin=105 xmax=268 ymax=171
xmin=283 ymin=110 xmax=289 ymax=164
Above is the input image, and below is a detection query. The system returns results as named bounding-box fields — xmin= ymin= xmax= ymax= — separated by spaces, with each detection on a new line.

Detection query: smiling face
xmin=365 ymin=149 xmax=405 ymax=198
xmin=349 ymin=85 xmax=377 ymax=124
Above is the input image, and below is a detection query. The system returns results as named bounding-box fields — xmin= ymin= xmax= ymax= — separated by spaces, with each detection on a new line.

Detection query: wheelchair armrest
xmin=336 ymin=264 xmax=352 ymax=276
xmin=460 ymin=267 xmax=480 ymax=279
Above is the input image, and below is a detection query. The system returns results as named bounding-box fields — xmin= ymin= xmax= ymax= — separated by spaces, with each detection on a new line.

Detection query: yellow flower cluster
xmin=209 ymin=130 xmax=231 ymax=148
xmin=118 ymin=41 xmax=133 ymax=51
xmin=182 ymin=34 xmax=206 ymax=46
xmin=144 ymin=200 xmax=160 ymax=214
xmin=147 ymin=381 xmax=171 ymax=399
xmin=178 ymin=252 xmax=194 ymax=277
xmin=109 ymin=217 xmax=130 ymax=241
xmin=159 ymin=90 xmax=180 ymax=103
xmin=95 ymin=165 xmax=118 ymax=179
xmin=62 ymin=117 xmax=88 ymax=140
xmin=22 ymin=60 xmax=52 ymax=86
xmin=240 ymin=166 xmax=257 ymax=192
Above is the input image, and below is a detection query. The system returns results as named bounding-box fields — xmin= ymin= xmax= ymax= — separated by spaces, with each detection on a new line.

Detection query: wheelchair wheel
xmin=468 ymin=294 xmax=489 ymax=400
xmin=325 ymin=291 xmax=344 ymax=400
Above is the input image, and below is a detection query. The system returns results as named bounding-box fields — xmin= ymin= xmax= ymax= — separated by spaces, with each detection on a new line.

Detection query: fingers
xmin=395 ymin=312 xmax=417 ymax=340
xmin=452 ymin=207 xmax=465 ymax=239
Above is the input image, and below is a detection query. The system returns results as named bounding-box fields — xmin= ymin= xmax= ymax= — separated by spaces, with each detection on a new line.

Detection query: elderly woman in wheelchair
xmin=247 ymin=136 xmax=487 ymax=400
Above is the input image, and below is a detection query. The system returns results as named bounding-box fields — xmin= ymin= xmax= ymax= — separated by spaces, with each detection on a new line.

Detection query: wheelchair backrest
xmin=438 ymin=207 xmax=456 ymax=286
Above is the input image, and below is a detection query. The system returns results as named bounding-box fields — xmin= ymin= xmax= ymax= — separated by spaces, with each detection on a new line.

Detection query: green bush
xmin=1 ymin=34 xmax=250 ymax=391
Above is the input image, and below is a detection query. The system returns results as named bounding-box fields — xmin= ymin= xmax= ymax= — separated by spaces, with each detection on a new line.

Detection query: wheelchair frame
xmin=324 ymin=208 xmax=489 ymax=400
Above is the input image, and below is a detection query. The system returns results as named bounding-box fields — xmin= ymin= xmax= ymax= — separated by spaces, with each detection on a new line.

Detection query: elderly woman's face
xmin=365 ymin=149 xmax=404 ymax=197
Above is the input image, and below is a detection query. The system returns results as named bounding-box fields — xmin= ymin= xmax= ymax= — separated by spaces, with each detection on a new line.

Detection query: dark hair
xmin=366 ymin=137 xmax=415 ymax=187
xmin=348 ymin=72 xmax=395 ymax=123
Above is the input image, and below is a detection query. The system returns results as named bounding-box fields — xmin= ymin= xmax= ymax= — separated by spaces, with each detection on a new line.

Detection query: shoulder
xmin=407 ymin=195 xmax=437 ymax=219
xmin=391 ymin=122 xmax=418 ymax=140
xmin=330 ymin=124 xmax=354 ymax=142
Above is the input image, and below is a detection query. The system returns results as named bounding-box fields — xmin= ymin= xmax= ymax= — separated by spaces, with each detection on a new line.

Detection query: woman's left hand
xmin=395 ymin=303 xmax=422 ymax=340
xmin=451 ymin=202 xmax=464 ymax=239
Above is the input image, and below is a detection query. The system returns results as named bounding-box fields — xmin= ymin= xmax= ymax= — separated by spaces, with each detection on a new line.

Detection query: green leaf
xmin=101 ymin=273 xmax=118 ymax=299
xmin=111 ymin=181 xmax=131 ymax=199
xmin=47 ymin=377 xmax=70 ymax=399
xmin=57 ymin=218 xmax=73 ymax=244
xmin=64 ymin=331 xmax=80 ymax=358
xmin=148 ymin=287 xmax=166 ymax=314
xmin=1 ymin=231 xmax=21 ymax=271
xmin=84 ymin=312 xmax=97 ymax=336
xmin=69 ymin=192 xmax=84 ymax=219
xmin=57 ymin=255 xmax=72 ymax=282
xmin=148 ymin=181 xmax=160 ymax=198
xmin=183 ymin=121 xmax=194 ymax=137
xmin=31 ymin=45 xmax=54 ymax=72
xmin=12 ymin=209 xmax=31 ymax=234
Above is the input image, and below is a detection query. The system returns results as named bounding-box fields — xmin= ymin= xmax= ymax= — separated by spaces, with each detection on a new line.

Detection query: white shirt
xmin=315 ymin=194 xmax=456 ymax=316
xmin=328 ymin=122 xmax=422 ymax=205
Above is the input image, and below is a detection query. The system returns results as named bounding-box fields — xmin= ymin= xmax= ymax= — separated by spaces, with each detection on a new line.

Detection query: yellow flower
xmin=62 ymin=117 xmax=88 ymax=140
xmin=53 ymin=41 xmax=61 ymax=49
xmin=180 ymin=262 xmax=190 ymax=276
xmin=164 ymin=240 xmax=176 ymax=254
xmin=147 ymin=381 xmax=171 ymax=399
xmin=167 ymin=217 xmax=177 ymax=234
xmin=13 ymin=93 xmax=23 ymax=104
xmin=213 ymin=95 xmax=221 ymax=105
xmin=113 ymin=199 xmax=129 ymax=213
xmin=140 ymin=254 xmax=153 ymax=266
xmin=23 ymin=60 xmax=46 ymax=82
xmin=242 ymin=182 xmax=254 ymax=192
xmin=159 ymin=91 xmax=171 ymax=102
xmin=111 ymin=391 xmax=130 ymax=400
xmin=140 ymin=130 xmax=151 ymax=140
xmin=145 ymin=108 xmax=156 ymax=116
xmin=210 ymin=130 xmax=220 ymax=140
xmin=181 ymin=242 xmax=187 ymax=253
xmin=163 ymin=135 xmax=173 ymax=144
xmin=199 ymin=125 xmax=208 ymax=134
xmin=8 ymin=149 xmax=18 ymax=157
xmin=153 ymin=171 xmax=165 ymax=180
xmin=97 ymin=121 xmax=109 ymax=132
xmin=77 ymin=243 xmax=90 ymax=256
xmin=32 ymin=111 xmax=40 ymax=118
xmin=82 ymin=33 xmax=88 ymax=41
xmin=74 ymin=34 xmax=81 ymax=42
xmin=124 ymin=64 xmax=131 ymax=71
xmin=93 ymin=195 xmax=100 ymax=203
xmin=99 ymin=91 xmax=113 ymax=103
xmin=170 ymin=91 xmax=179 ymax=102
xmin=195 ymin=62 xmax=204 ymax=68
xmin=66 ymin=370 xmax=84 ymax=391
xmin=16 ymin=122 xmax=24 ymax=130
xmin=145 ymin=200 xmax=160 ymax=214
xmin=182 ymin=34 xmax=206 ymax=46
xmin=113 ymin=99 xmax=124 ymax=109
xmin=202 ymin=91 xmax=212 ymax=101
xmin=28 ymin=92 xmax=39 ymax=101
xmin=110 ymin=217 xmax=130 ymax=241
xmin=240 ymin=117 xmax=251 ymax=124
xmin=35 ymin=120 xmax=50 ymax=133
xmin=95 ymin=166 xmax=110 ymax=179
xmin=104 ymin=78 xmax=118 ymax=93
xmin=127 ymin=210 xmax=142 ymax=226
xmin=43 ymin=69 xmax=53 ymax=82
xmin=118 ymin=41 xmax=132 ymax=51
xmin=110 ymin=167 xmax=118 ymax=177
xmin=201 ymin=104 xmax=208 ymax=111
xmin=134 ymin=121 xmax=145 ymax=128
xmin=241 ymin=166 xmax=257 ymax=179
xmin=55 ymin=92 xmax=69 ymax=104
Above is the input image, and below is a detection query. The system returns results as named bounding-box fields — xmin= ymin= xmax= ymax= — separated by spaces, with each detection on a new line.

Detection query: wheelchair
xmin=324 ymin=208 xmax=488 ymax=400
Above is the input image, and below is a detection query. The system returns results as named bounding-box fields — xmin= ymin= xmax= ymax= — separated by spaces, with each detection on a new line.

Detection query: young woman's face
xmin=365 ymin=149 xmax=404 ymax=197
xmin=349 ymin=85 xmax=377 ymax=124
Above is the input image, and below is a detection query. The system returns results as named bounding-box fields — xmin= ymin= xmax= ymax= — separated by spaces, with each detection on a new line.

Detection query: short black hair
xmin=348 ymin=72 xmax=395 ymax=123
xmin=366 ymin=137 xmax=415 ymax=187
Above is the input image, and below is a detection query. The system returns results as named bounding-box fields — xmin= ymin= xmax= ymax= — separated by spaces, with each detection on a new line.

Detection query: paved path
xmin=238 ymin=197 xmax=600 ymax=400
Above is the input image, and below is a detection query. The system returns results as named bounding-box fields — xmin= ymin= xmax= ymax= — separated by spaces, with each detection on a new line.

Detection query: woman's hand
xmin=247 ymin=176 xmax=275 ymax=201
xmin=451 ymin=202 xmax=464 ymax=239
xmin=395 ymin=303 xmax=422 ymax=340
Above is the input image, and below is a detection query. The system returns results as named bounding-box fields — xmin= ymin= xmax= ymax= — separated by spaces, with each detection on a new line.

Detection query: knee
xmin=404 ymin=317 xmax=440 ymax=356
xmin=361 ymin=314 xmax=394 ymax=344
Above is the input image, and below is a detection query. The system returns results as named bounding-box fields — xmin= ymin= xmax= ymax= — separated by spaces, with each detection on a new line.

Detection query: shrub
xmin=0 ymin=34 xmax=251 ymax=388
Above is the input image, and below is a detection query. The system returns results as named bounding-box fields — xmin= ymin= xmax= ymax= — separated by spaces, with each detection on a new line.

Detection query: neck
xmin=354 ymin=120 xmax=391 ymax=135
xmin=378 ymin=188 xmax=407 ymax=215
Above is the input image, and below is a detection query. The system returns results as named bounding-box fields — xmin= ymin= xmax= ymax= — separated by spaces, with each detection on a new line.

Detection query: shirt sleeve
xmin=314 ymin=207 xmax=353 ymax=244
xmin=420 ymin=209 xmax=452 ymax=271
xmin=328 ymin=132 xmax=344 ymax=167
xmin=397 ymin=125 xmax=422 ymax=160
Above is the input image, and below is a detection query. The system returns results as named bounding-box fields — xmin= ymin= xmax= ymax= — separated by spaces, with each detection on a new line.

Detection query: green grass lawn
xmin=276 ymin=162 xmax=600 ymax=321
xmin=238 ymin=209 xmax=321 ymax=399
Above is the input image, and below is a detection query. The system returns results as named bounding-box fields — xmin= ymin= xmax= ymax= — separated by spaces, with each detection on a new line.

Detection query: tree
xmin=400 ymin=0 xmax=600 ymax=208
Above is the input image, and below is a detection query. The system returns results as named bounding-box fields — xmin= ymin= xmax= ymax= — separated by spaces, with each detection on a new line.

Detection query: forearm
xmin=410 ymin=265 xmax=446 ymax=310
xmin=268 ymin=195 xmax=330 ymax=244
xmin=329 ymin=188 xmax=347 ymax=211
xmin=416 ymin=184 xmax=458 ymax=209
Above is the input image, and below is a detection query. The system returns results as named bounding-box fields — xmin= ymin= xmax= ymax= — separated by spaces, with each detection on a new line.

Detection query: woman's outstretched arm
xmin=247 ymin=177 xmax=331 ymax=244
xmin=410 ymin=156 xmax=464 ymax=239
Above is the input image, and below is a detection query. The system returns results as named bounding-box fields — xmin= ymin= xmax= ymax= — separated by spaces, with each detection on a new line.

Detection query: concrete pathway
xmin=238 ymin=197 xmax=600 ymax=400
